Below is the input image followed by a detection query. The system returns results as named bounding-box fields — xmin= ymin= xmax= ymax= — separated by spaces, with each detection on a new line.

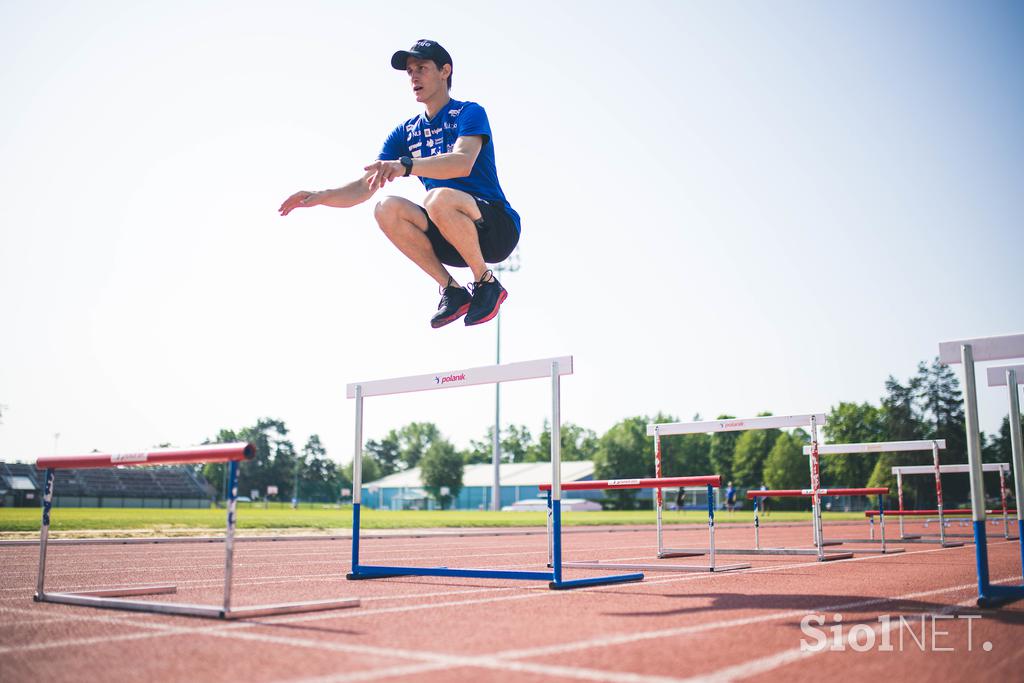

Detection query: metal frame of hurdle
xmin=800 ymin=440 xmax=964 ymax=548
xmin=538 ymin=476 xmax=751 ymax=573
xmin=939 ymin=333 xmax=1024 ymax=607
xmin=880 ymin=463 xmax=1015 ymax=544
xmin=648 ymin=414 xmax=855 ymax=561
xmin=33 ymin=444 xmax=360 ymax=619
xmin=746 ymin=487 xmax=903 ymax=555
xmin=344 ymin=356 xmax=644 ymax=590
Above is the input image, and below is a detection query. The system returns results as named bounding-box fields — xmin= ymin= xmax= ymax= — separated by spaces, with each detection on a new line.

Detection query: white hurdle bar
xmin=648 ymin=413 xmax=853 ymax=561
xmin=345 ymin=356 xmax=643 ymax=590
xmin=802 ymin=439 xmax=958 ymax=546
xmin=939 ymin=333 xmax=1024 ymax=607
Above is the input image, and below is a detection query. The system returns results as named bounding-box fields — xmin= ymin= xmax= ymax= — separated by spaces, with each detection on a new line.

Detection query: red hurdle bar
xmin=747 ymin=487 xmax=890 ymax=498
xmin=33 ymin=442 xmax=359 ymax=619
xmin=35 ymin=443 xmax=255 ymax=470
xmin=539 ymin=475 xmax=721 ymax=492
xmin=865 ymin=509 xmax=1017 ymax=517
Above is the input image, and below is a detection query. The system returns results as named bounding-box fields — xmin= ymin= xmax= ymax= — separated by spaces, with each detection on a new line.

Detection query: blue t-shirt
xmin=378 ymin=98 xmax=520 ymax=232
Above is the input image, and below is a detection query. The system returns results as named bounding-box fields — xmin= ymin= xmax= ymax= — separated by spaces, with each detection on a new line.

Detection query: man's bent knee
xmin=374 ymin=196 xmax=425 ymax=232
xmin=423 ymin=188 xmax=476 ymax=218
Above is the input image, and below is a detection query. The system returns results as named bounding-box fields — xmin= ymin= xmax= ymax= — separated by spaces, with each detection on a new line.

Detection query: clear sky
xmin=1 ymin=1 xmax=1021 ymax=464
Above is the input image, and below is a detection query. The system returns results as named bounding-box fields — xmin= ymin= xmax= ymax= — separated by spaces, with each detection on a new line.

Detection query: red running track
xmin=2 ymin=517 xmax=1023 ymax=682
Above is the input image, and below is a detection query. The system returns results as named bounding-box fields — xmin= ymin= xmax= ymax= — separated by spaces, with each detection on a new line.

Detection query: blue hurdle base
xmin=549 ymin=573 xmax=645 ymax=590
xmin=346 ymin=564 xmax=643 ymax=589
xmin=978 ymin=583 xmax=1024 ymax=608
xmin=973 ymin=520 xmax=1024 ymax=608
xmin=347 ymin=565 xmax=554 ymax=581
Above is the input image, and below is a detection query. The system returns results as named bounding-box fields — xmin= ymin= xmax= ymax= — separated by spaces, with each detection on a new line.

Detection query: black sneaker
xmin=430 ymin=285 xmax=471 ymax=328
xmin=464 ymin=271 xmax=507 ymax=326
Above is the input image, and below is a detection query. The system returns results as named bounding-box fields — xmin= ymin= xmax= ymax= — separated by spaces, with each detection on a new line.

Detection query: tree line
xmin=197 ymin=358 xmax=1021 ymax=510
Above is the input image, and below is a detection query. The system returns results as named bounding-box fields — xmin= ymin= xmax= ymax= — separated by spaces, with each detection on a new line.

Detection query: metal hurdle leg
xmin=546 ymin=489 xmax=553 ymax=567
xmin=753 ymin=495 xmax=760 ymax=550
xmin=808 ymin=416 xmax=830 ymax=562
xmin=655 ymin=430 xmax=664 ymax=557
xmin=34 ymin=469 xmax=55 ymax=602
xmin=932 ymin=441 xmax=946 ymax=546
xmin=223 ymin=459 xmax=238 ymax=614
xmin=880 ymin=496 xmax=886 ymax=554
xmin=999 ymin=467 xmax=1016 ymax=540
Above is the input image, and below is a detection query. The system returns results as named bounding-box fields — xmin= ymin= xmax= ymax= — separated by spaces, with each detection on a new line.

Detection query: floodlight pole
xmin=492 ymin=250 xmax=520 ymax=511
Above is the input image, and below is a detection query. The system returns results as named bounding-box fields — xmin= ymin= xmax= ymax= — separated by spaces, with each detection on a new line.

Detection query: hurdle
xmin=747 ymin=487 xmax=903 ymax=555
xmin=939 ymin=333 xmax=1024 ymax=607
xmin=648 ymin=414 xmax=854 ymax=561
xmin=33 ymin=444 xmax=360 ymax=619
xmin=538 ymin=476 xmax=751 ymax=573
xmin=886 ymin=463 xmax=1014 ymax=542
xmin=344 ymin=356 xmax=643 ymax=590
xmin=864 ymin=508 xmax=1017 ymax=541
xmin=800 ymin=439 xmax=965 ymax=546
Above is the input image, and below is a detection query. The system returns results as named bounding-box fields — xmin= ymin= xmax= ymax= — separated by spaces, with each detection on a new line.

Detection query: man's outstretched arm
xmin=279 ymin=169 xmax=378 ymax=216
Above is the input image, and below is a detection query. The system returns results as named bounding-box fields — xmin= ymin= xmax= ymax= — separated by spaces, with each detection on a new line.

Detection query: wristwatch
xmin=399 ymin=156 xmax=414 ymax=177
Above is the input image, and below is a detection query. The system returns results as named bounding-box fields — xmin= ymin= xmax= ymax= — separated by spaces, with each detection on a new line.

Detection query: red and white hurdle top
xmin=36 ymin=443 xmax=255 ymax=470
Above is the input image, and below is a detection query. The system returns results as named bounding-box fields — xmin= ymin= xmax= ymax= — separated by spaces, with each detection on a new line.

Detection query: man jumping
xmin=279 ymin=39 xmax=520 ymax=328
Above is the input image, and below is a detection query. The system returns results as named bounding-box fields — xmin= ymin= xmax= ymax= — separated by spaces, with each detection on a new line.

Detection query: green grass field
xmin=0 ymin=505 xmax=866 ymax=534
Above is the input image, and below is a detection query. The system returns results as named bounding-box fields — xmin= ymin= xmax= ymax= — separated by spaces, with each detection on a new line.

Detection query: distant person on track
xmin=675 ymin=487 xmax=686 ymax=512
xmin=759 ymin=483 xmax=769 ymax=516
xmin=279 ymin=39 xmax=520 ymax=328
xmin=725 ymin=482 xmax=736 ymax=513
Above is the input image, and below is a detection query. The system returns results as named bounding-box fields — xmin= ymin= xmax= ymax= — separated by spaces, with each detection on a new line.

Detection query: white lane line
xmin=683 ymin=583 xmax=1018 ymax=683
xmin=217 ymin=628 xmax=691 ymax=683
xmin=267 ymin=576 xmax=1015 ymax=683
xmin=496 ymin=578 xmax=983 ymax=662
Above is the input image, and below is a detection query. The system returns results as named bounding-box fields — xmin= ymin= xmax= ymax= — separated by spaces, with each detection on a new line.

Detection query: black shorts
xmin=421 ymin=197 xmax=520 ymax=268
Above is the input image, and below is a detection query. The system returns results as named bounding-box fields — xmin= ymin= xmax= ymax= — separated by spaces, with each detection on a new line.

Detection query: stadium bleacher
xmin=0 ymin=462 xmax=214 ymax=507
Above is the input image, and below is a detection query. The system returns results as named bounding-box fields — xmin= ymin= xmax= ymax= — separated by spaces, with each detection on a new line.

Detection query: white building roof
xmin=364 ymin=461 xmax=595 ymax=489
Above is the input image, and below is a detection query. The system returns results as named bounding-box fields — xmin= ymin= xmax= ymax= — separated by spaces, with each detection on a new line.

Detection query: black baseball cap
xmin=391 ymin=39 xmax=452 ymax=71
